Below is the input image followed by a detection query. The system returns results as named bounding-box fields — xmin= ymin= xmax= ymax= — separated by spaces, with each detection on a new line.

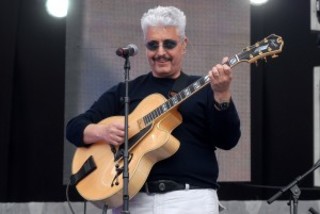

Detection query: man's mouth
xmin=153 ymin=56 xmax=172 ymax=63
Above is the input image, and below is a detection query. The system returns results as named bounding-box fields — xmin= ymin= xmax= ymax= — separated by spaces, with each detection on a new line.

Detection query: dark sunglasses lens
xmin=146 ymin=41 xmax=159 ymax=51
xmin=163 ymin=40 xmax=177 ymax=49
xmin=146 ymin=40 xmax=178 ymax=51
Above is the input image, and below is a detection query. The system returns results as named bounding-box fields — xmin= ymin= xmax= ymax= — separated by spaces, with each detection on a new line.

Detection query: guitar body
xmin=72 ymin=93 xmax=182 ymax=208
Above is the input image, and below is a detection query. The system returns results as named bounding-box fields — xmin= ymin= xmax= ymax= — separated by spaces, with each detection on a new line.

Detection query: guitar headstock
xmin=238 ymin=34 xmax=284 ymax=64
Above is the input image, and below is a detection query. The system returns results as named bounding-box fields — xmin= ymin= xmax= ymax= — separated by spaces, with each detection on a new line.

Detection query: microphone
xmin=116 ymin=44 xmax=138 ymax=57
xmin=309 ymin=207 xmax=319 ymax=214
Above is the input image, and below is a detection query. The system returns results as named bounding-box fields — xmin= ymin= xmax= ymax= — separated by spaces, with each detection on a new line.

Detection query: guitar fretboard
xmin=141 ymin=54 xmax=241 ymax=126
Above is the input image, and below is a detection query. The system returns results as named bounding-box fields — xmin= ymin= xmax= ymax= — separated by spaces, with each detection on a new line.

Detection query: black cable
xmin=66 ymin=181 xmax=76 ymax=214
xmin=102 ymin=204 xmax=109 ymax=214
xmin=84 ymin=200 xmax=87 ymax=214
xmin=66 ymin=180 xmax=88 ymax=214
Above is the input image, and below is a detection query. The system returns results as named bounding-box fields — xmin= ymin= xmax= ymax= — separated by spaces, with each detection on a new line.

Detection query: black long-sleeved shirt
xmin=66 ymin=72 xmax=241 ymax=189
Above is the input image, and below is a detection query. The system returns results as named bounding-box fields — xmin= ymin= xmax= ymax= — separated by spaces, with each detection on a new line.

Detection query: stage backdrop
xmin=63 ymin=0 xmax=251 ymax=183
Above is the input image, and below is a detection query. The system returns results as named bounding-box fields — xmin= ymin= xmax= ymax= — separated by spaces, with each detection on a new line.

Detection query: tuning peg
xmin=271 ymin=54 xmax=279 ymax=58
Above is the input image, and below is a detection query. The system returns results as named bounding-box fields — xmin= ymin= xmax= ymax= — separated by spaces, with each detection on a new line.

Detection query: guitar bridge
xmin=111 ymin=153 xmax=133 ymax=187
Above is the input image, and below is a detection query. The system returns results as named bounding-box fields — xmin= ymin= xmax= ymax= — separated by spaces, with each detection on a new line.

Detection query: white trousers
xmin=112 ymin=189 xmax=220 ymax=214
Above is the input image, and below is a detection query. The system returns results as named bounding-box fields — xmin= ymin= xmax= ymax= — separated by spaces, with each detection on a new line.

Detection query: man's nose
xmin=156 ymin=44 xmax=166 ymax=54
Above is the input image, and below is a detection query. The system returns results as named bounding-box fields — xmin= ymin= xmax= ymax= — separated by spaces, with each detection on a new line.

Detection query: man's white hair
xmin=141 ymin=6 xmax=186 ymax=40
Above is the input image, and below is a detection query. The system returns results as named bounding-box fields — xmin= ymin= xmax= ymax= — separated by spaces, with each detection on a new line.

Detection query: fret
xmin=228 ymin=55 xmax=239 ymax=67
xmin=168 ymin=99 xmax=174 ymax=107
xmin=176 ymin=93 xmax=182 ymax=102
xmin=203 ymin=75 xmax=210 ymax=83
xmin=162 ymin=103 xmax=168 ymax=111
xmin=156 ymin=107 xmax=161 ymax=116
xmin=190 ymin=85 xmax=195 ymax=93
xmin=149 ymin=112 xmax=153 ymax=120
xmin=184 ymin=88 xmax=191 ymax=96
xmin=180 ymin=91 xmax=186 ymax=99
xmin=159 ymin=106 xmax=163 ymax=114
xmin=193 ymin=81 xmax=200 ymax=89
xmin=152 ymin=111 xmax=156 ymax=119
xmin=153 ymin=109 xmax=158 ymax=118
xmin=171 ymin=96 xmax=178 ymax=105
xmin=153 ymin=110 xmax=158 ymax=118
xmin=176 ymin=92 xmax=185 ymax=103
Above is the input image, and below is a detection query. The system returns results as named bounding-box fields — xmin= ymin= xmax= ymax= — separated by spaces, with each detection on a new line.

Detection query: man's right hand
xmin=83 ymin=122 xmax=125 ymax=146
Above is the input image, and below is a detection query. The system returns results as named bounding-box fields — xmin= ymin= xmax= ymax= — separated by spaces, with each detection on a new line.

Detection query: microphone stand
xmin=267 ymin=159 xmax=320 ymax=214
xmin=121 ymin=55 xmax=131 ymax=214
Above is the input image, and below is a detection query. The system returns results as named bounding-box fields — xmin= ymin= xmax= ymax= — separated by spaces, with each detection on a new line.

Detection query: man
xmin=66 ymin=5 xmax=241 ymax=214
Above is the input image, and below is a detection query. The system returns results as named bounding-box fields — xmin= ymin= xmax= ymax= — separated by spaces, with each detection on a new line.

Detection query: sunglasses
xmin=145 ymin=39 xmax=179 ymax=51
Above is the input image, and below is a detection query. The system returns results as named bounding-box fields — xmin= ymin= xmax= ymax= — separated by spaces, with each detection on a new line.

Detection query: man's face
xmin=144 ymin=26 xmax=187 ymax=79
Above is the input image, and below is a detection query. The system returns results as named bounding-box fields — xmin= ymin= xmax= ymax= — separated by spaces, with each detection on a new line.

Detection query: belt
xmin=140 ymin=180 xmax=207 ymax=194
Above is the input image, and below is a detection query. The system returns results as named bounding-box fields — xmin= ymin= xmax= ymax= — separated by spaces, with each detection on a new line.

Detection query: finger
xmin=222 ymin=64 xmax=231 ymax=75
xmin=212 ymin=67 xmax=220 ymax=78
xmin=113 ymin=135 xmax=124 ymax=144
xmin=113 ymin=129 xmax=124 ymax=137
xmin=222 ymin=56 xmax=229 ymax=64
xmin=114 ymin=123 xmax=125 ymax=130
xmin=109 ymin=124 xmax=124 ymax=136
xmin=216 ymin=63 xmax=223 ymax=69
xmin=109 ymin=140 xmax=121 ymax=146
xmin=109 ymin=135 xmax=123 ymax=146
xmin=216 ymin=64 xmax=225 ymax=73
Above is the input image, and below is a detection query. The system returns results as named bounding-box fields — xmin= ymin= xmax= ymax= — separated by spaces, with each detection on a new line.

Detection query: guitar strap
xmin=69 ymin=155 xmax=97 ymax=186
xmin=168 ymin=71 xmax=189 ymax=98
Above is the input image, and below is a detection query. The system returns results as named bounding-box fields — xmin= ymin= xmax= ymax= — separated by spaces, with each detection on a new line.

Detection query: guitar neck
xmin=141 ymin=54 xmax=241 ymax=126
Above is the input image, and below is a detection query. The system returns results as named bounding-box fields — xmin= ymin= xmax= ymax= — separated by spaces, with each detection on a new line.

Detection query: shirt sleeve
xmin=66 ymin=84 xmax=123 ymax=147
xmin=207 ymin=88 xmax=241 ymax=150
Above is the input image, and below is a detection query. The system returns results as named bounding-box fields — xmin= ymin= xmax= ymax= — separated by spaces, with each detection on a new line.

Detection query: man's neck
xmin=152 ymin=70 xmax=182 ymax=79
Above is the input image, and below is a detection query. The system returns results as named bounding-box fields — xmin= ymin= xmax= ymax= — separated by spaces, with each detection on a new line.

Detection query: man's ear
xmin=183 ymin=37 xmax=188 ymax=53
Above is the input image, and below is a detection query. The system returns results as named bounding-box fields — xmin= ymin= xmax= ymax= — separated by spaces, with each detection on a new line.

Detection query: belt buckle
xmin=185 ymin=183 xmax=190 ymax=190
xmin=158 ymin=182 xmax=166 ymax=192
